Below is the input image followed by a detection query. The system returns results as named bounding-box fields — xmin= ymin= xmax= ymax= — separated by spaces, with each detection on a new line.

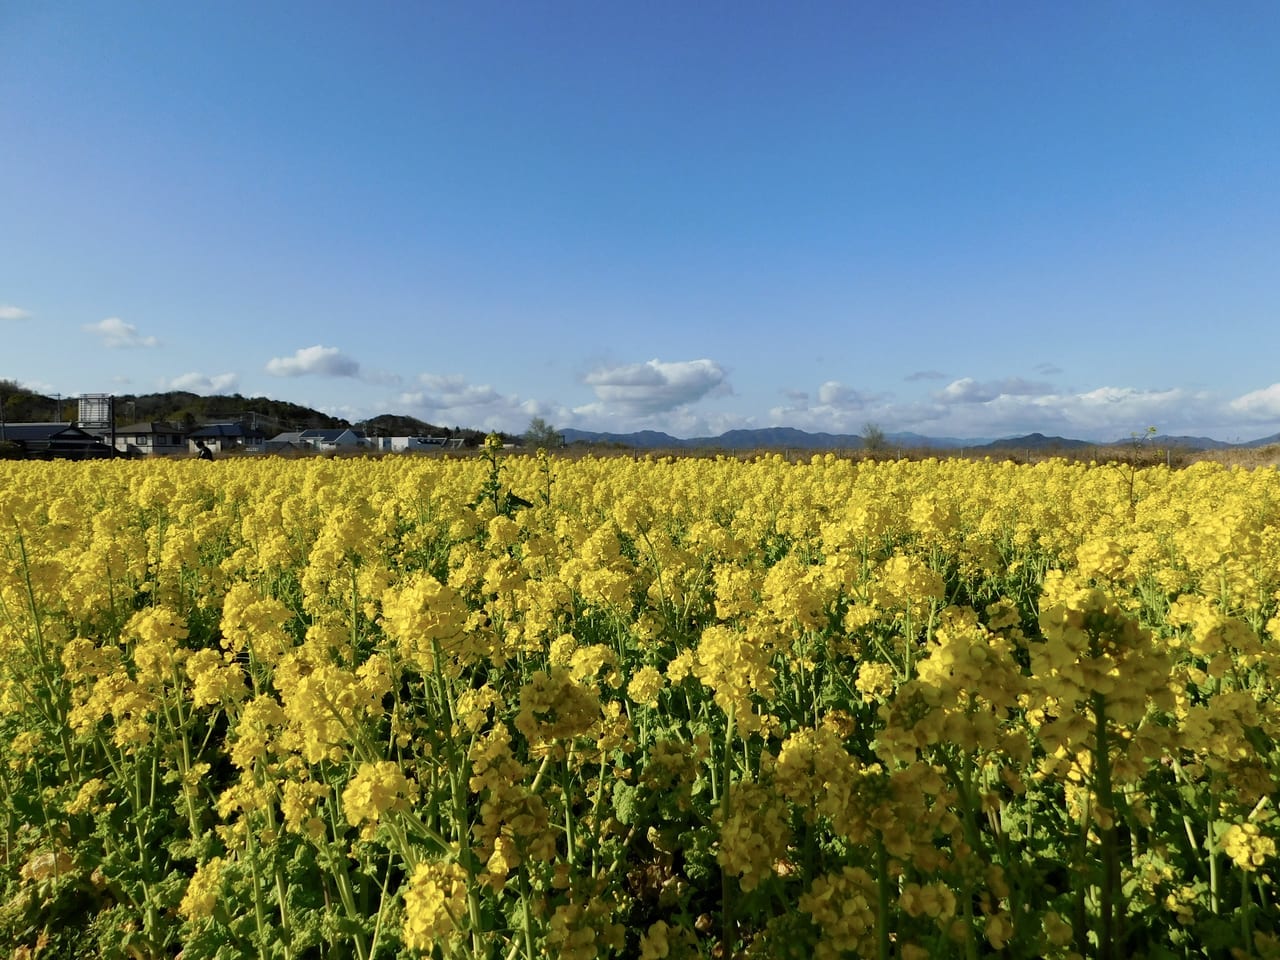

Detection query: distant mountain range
xmin=561 ymin=427 xmax=1280 ymax=452
xmin=3 ymin=381 xmax=1277 ymax=453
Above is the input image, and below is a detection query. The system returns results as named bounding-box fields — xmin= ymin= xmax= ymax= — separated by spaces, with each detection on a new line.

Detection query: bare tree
xmin=524 ymin=417 xmax=563 ymax=447
xmin=861 ymin=422 xmax=888 ymax=453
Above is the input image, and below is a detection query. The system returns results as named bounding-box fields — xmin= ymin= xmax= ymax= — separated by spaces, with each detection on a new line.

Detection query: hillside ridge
xmin=3 ymin=382 xmax=1278 ymax=451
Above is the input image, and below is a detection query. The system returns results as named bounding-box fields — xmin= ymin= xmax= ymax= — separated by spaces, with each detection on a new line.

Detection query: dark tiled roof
xmin=1 ymin=422 xmax=92 ymax=441
xmin=0 ymin=423 xmax=112 ymax=458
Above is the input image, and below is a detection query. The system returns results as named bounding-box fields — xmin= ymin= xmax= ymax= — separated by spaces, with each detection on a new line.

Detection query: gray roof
xmin=116 ymin=421 xmax=188 ymax=436
xmin=190 ymin=423 xmax=265 ymax=440
xmin=299 ymin=428 xmax=364 ymax=442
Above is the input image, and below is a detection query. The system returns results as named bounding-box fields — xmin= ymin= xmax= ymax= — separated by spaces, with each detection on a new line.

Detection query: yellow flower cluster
xmin=1 ymin=452 xmax=1278 ymax=959
xmin=1222 ymin=821 xmax=1277 ymax=871
xmin=342 ymin=760 xmax=417 ymax=831
xmin=179 ymin=856 xmax=226 ymax=922
xmin=402 ymin=858 xmax=469 ymax=950
xmin=798 ymin=866 xmax=878 ymax=959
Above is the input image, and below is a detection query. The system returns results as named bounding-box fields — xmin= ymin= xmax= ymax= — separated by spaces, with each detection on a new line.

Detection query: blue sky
xmin=3 ymin=2 xmax=1278 ymax=441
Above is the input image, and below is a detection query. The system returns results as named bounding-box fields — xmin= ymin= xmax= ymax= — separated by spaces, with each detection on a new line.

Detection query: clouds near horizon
xmin=0 ymin=304 xmax=31 ymax=321
xmin=1230 ymin=383 xmax=1280 ymax=421
xmin=766 ymin=371 xmax=1252 ymax=442
xmin=581 ymin=359 xmax=728 ymax=417
xmin=937 ymin=377 xmax=1055 ymax=404
xmin=770 ymin=379 xmax=886 ymax=434
xmin=395 ymin=372 xmax=558 ymax=431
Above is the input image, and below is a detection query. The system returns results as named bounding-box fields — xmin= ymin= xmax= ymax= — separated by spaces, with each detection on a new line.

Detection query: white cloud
xmin=817 ymin=381 xmax=871 ymax=408
xmin=266 ymin=345 xmax=360 ymax=378
xmin=164 ymin=371 xmax=240 ymax=394
xmin=414 ymin=373 xmax=503 ymax=407
xmin=84 ymin=317 xmax=160 ymax=348
xmin=0 ymin=304 xmax=31 ymax=321
xmin=395 ymin=372 xmax=562 ymax=431
xmin=658 ymin=408 xmax=755 ymax=438
xmin=264 ymin=344 xmax=400 ymax=385
xmin=582 ymin=358 xmax=728 ymax=416
xmin=937 ymin=377 xmax=1055 ymax=404
xmin=768 ymin=379 xmax=891 ymax=434
xmin=1229 ymin=383 xmax=1280 ymax=420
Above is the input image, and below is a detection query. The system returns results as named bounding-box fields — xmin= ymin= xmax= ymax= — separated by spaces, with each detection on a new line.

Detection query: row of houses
xmin=275 ymin=430 xmax=466 ymax=453
xmin=0 ymin=421 xmax=260 ymax=458
xmin=105 ymin=421 xmax=277 ymax=456
xmin=261 ymin=428 xmax=462 ymax=453
xmin=0 ymin=423 xmax=115 ymax=459
xmin=1 ymin=421 xmax=466 ymax=459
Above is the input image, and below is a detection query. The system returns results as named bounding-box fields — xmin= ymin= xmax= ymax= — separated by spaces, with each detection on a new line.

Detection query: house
xmin=368 ymin=435 xmax=462 ymax=452
xmin=111 ymin=422 xmax=189 ymax=457
xmin=187 ymin=422 xmax=266 ymax=456
xmin=301 ymin=428 xmax=367 ymax=451
xmin=265 ymin=428 xmax=368 ymax=454
xmin=264 ymin=431 xmax=306 ymax=454
xmin=0 ymin=423 xmax=114 ymax=459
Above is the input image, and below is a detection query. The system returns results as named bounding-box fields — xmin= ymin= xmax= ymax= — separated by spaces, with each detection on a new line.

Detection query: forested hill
xmin=0 ymin=382 xmax=505 ymax=445
xmin=0 ymin=383 xmax=346 ymax=431
xmin=116 ymin=391 xmax=348 ymax=431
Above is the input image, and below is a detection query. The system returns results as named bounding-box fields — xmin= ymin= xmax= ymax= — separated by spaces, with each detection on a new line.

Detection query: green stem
xmin=246 ymin=830 xmax=271 ymax=959
xmin=274 ymin=863 xmax=295 ymax=960
xmin=521 ymin=865 xmax=536 ymax=960
xmin=1092 ymin=692 xmax=1119 ymax=960
xmin=721 ymin=701 xmax=736 ymax=957
xmin=875 ymin=839 xmax=891 ymax=960
xmin=1208 ymin=780 xmax=1220 ymax=914
xmin=1241 ymin=868 xmax=1255 ymax=958
xmin=324 ymin=783 xmax=372 ymax=960
xmin=349 ymin=561 xmax=360 ymax=668
xmin=591 ymin=751 xmax=608 ymax=879
xmin=369 ymin=853 xmax=394 ymax=959
xmin=260 ymin=801 xmax=294 ymax=959
xmin=961 ymin=863 xmax=979 ymax=960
